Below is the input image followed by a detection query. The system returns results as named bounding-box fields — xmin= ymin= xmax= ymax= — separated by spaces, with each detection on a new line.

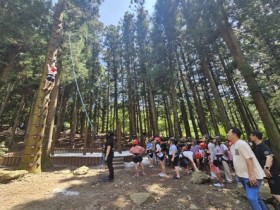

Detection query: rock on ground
xmin=73 ymin=166 xmax=89 ymax=175
xmin=0 ymin=170 xmax=28 ymax=183
xmin=190 ymin=171 xmax=211 ymax=184
xmin=129 ymin=192 xmax=155 ymax=205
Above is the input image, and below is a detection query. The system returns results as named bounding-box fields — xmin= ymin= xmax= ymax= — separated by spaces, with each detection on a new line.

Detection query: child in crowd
xmin=207 ymin=135 xmax=224 ymax=187
xmin=214 ymin=136 xmax=233 ymax=183
xmin=129 ymin=139 xmax=146 ymax=177
xmin=169 ymin=137 xmax=180 ymax=179
xmin=180 ymin=143 xmax=199 ymax=174
xmin=155 ymin=137 xmax=168 ymax=177
xmin=198 ymin=142 xmax=206 ymax=170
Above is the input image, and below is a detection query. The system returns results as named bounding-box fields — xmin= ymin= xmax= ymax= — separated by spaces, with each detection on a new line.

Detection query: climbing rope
xmin=68 ymin=33 xmax=94 ymax=131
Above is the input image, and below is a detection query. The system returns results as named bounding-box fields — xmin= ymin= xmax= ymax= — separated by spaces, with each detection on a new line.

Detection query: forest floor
xmin=0 ymin=163 xmax=275 ymax=210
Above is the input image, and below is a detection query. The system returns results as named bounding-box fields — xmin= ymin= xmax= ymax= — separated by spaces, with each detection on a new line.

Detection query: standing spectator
xmin=101 ymin=131 xmax=115 ymax=182
xmin=214 ymin=136 xmax=233 ymax=183
xmin=207 ymin=136 xmax=224 ymax=187
xmin=148 ymin=137 xmax=156 ymax=168
xmin=168 ymin=137 xmax=176 ymax=166
xmin=129 ymin=139 xmax=146 ymax=177
xmin=168 ymin=138 xmax=180 ymax=179
xmin=227 ymin=128 xmax=267 ymax=210
xmin=155 ymin=137 xmax=168 ymax=177
xmin=250 ymin=130 xmax=280 ymax=208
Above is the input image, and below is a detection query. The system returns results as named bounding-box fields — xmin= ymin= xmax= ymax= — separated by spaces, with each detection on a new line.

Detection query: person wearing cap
xmin=250 ymin=130 xmax=280 ymax=207
xmin=155 ymin=136 xmax=168 ymax=177
xmin=168 ymin=137 xmax=177 ymax=166
xmin=227 ymin=128 xmax=267 ymax=210
xmin=168 ymin=137 xmax=180 ymax=179
xmin=198 ymin=142 xmax=206 ymax=170
xmin=129 ymin=139 xmax=146 ymax=177
xmin=43 ymin=64 xmax=57 ymax=91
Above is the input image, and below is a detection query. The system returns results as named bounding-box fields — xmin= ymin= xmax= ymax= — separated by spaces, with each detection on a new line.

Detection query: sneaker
xmin=159 ymin=173 xmax=168 ymax=177
xmin=237 ymin=182 xmax=243 ymax=188
xmin=158 ymin=173 xmax=164 ymax=176
xmin=148 ymin=165 xmax=154 ymax=168
xmin=173 ymin=175 xmax=181 ymax=179
xmin=214 ymin=183 xmax=224 ymax=187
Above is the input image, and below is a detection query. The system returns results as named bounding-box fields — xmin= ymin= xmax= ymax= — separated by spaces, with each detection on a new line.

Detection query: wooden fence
xmin=0 ymin=148 xmax=132 ymax=167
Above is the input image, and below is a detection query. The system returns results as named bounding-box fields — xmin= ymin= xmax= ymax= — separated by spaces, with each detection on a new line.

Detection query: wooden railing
xmin=0 ymin=149 xmax=132 ymax=167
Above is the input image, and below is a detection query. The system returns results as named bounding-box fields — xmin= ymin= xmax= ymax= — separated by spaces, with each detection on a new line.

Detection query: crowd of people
xmin=130 ymin=129 xmax=280 ymax=210
xmin=101 ymin=128 xmax=280 ymax=210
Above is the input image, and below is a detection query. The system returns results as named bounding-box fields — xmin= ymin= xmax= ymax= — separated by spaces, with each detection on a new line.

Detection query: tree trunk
xmin=42 ymin=63 xmax=61 ymax=169
xmin=147 ymin=83 xmax=158 ymax=135
xmin=51 ymin=86 xmax=69 ymax=154
xmin=201 ymin=80 xmax=220 ymax=136
xmin=143 ymin=88 xmax=151 ymax=136
xmin=218 ymin=54 xmax=252 ymax=136
xmin=163 ymin=95 xmax=173 ymax=137
xmin=179 ymin=45 xmax=199 ymax=139
xmin=178 ymin=84 xmax=191 ymax=137
xmin=9 ymin=92 xmax=26 ymax=149
xmin=70 ymin=93 xmax=78 ymax=149
xmin=170 ymin=79 xmax=180 ymax=138
xmin=200 ymin=59 xmax=231 ymax=132
xmin=216 ymin=9 xmax=280 ymax=161
xmin=18 ymin=0 xmax=65 ymax=173
xmin=0 ymin=82 xmax=15 ymax=120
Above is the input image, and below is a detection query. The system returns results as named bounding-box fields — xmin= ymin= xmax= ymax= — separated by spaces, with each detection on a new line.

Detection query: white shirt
xmin=208 ymin=142 xmax=215 ymax=161
xmin=182 ymin=151 xmax=194 ymax=161
xmin=169 ymin=144 xmax=177 ymax=155
xmin=215 ymin=144 xmax=229 ymax=160
xmin=156 ymin=144 xmax=163 ymax=157
xmin=230 ymin=139 xmax=265 ymax=179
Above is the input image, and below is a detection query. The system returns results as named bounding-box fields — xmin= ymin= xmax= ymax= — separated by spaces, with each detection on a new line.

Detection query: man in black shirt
xmin=250 ymin=130 xmax=280 ymax=207
xmin=101 ymin=131 xmax=115 ymax=182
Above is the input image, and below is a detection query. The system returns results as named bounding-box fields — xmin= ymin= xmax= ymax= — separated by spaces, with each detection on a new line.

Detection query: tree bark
xmin=9 ymin=92 xmax=26 ymax=149
xmin=200 ymin=59 xmax=231 ymax=132
xmin=216 ymin=7 xmax=280 ymax=161
xmin=0 ymin=82 xmax=15 ymax=120
xmin=18 ymin=0 xmax=65 ymax=173
xmin=218 ymin=54 xmax=252 ymax=136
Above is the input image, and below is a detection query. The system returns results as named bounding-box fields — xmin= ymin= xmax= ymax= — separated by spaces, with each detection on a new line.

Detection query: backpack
xmin=151 ymin=142 xmax=156 ymax=152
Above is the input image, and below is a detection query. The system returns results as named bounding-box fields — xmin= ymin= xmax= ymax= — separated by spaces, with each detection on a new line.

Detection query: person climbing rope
xmin=43 ymin=64 xmax=57 ymax=91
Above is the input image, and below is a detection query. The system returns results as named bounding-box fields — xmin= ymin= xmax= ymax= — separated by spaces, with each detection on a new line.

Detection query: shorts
xmin=180 ymin=157 xmax=190 ymax=167
xmin=132 ymin=155 xmax=143 ymax=163
xmin=148 ymin=151 xmax=154 ymax=158
xmin=172 ymin=156 xmax=179 ymax=167
xmin=157 ymin=155 xmax=164 ymax=161
xmin=46 ymin=74 xmax=55 ymax=82
xmin=268 ymin=174 xmax=280 ymax=195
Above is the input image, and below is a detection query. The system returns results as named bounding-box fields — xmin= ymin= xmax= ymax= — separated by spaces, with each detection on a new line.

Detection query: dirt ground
xmin=1 ymin=162 xmax=274 ymax=210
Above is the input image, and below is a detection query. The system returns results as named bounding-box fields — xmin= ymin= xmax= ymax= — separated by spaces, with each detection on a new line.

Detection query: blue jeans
xmin=238 ymin=177 xmax=268 ymax=210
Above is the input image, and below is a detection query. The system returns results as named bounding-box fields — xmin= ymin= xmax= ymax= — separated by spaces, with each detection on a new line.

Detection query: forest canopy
xmin=0 ymin=0 xmax=279 ymax=171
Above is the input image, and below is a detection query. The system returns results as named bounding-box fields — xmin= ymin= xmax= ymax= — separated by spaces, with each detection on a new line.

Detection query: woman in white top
xmin=214 ymin=138 xmax=233 ymax=183
xmin=155 ymin=137 xmax=168 ymax=177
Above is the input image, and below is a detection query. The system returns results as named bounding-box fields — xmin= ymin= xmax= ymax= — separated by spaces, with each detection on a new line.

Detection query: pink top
xmin=129 ymin=145 xmax=145 ymax=155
